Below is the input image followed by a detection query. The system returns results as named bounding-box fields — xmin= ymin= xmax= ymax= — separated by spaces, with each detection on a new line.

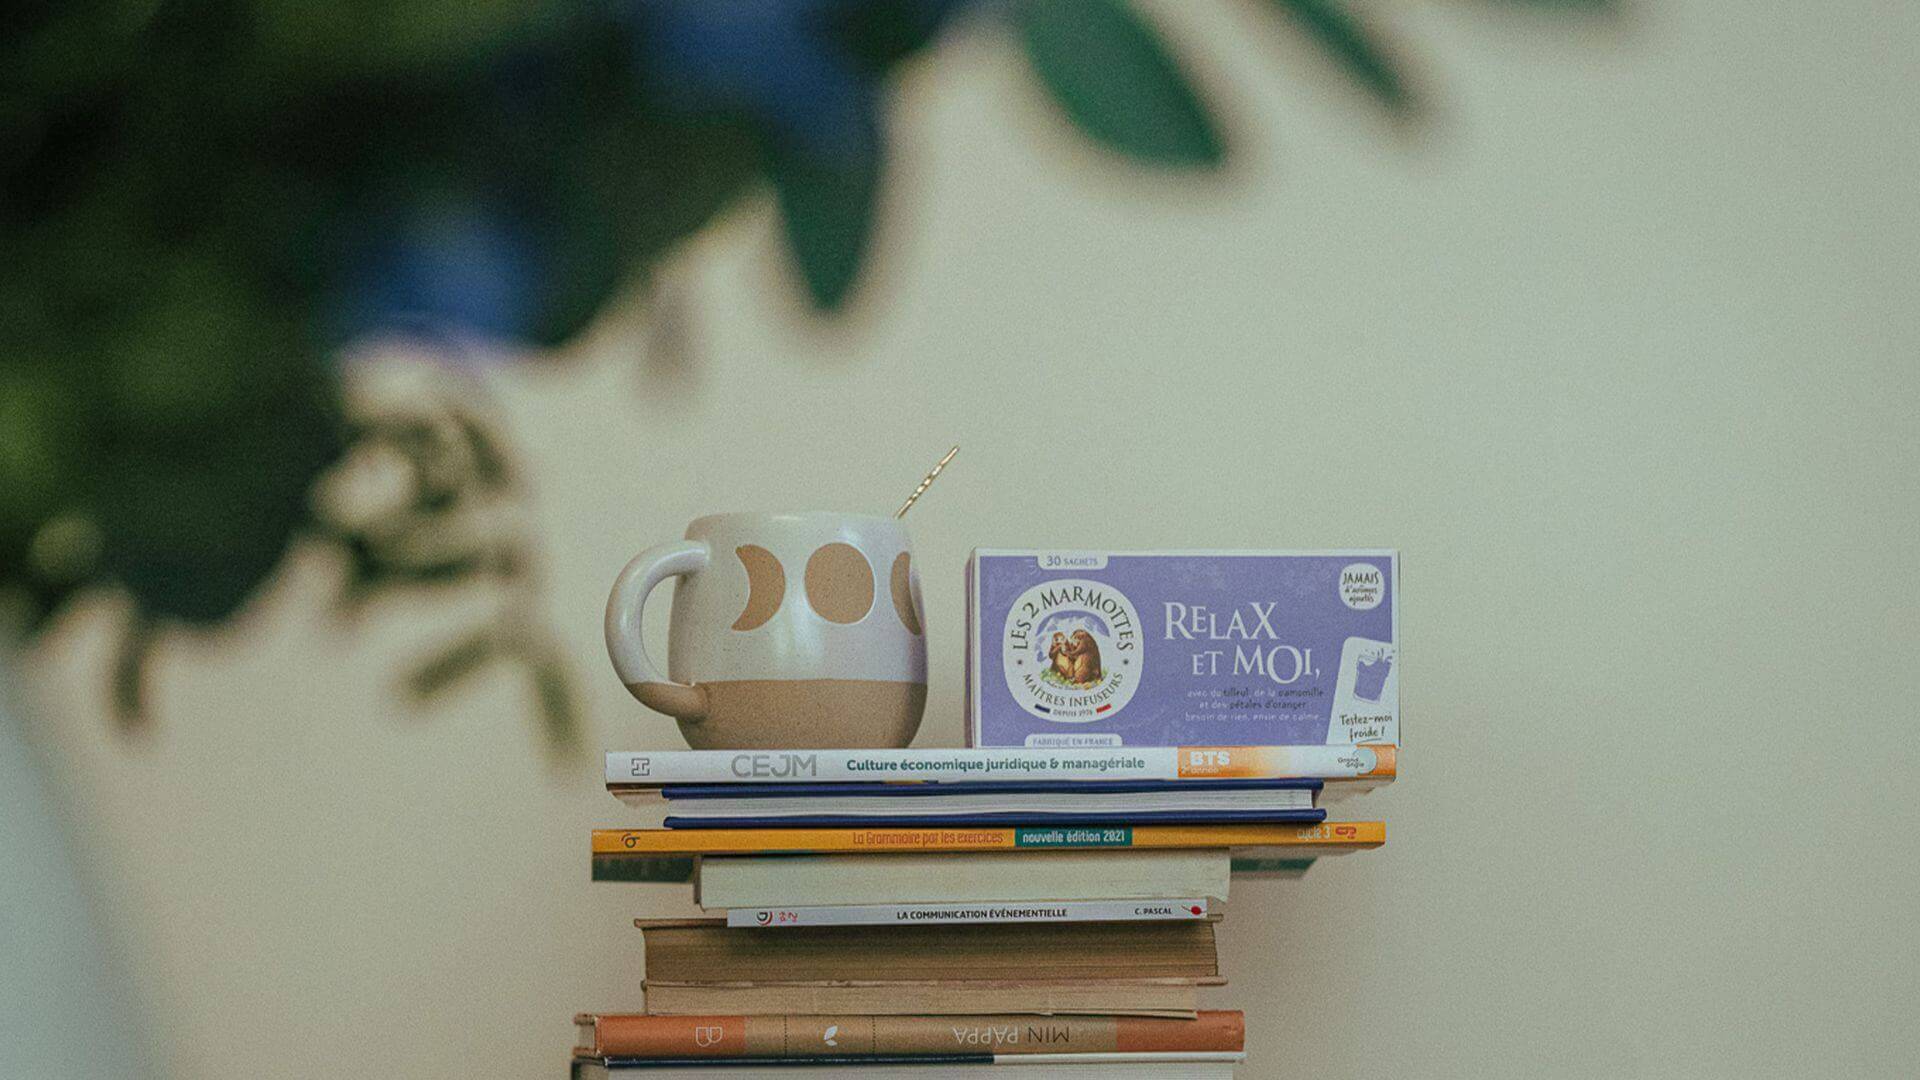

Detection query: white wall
xmin=21 ymin=2 xmax=1919 ymax=1077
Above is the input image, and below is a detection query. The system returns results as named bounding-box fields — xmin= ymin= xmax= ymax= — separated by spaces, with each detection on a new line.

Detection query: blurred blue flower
xmin=333 ymin=201 xmax=541 ymax=350
xmin=620 ymin=0 xmax=972 ymax=160
xmin=331 ymin=1 xmax=984 ymax=344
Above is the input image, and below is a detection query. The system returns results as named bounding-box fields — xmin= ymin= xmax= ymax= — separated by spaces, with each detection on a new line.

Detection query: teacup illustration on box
xmin=605 ymin=512 xmax=927 ymax=749
xmin=1352 ymin=651 xmax=1393 ymax=703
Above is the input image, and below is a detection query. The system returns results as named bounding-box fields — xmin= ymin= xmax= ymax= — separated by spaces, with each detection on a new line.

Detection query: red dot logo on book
xmin=1189 ymin=905 xmax=1203 ymax=915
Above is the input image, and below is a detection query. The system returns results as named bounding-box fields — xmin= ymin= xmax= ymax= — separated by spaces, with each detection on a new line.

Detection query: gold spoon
xmin=895 ymin=445 xmax=959 ymax=519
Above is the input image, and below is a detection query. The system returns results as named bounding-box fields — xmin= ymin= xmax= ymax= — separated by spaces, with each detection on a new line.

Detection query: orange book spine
xmin=592 ymin=821 xmax=1384 ymax=855
xmin=1173 ymin=744 xmax=1395 ymax=780
xmin=576 ymin=1011 xmax=1244 ymax=1058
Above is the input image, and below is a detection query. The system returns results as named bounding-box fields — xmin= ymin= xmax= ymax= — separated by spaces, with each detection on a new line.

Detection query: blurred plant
xmin=310 ymin=358 xmax=580 ymax=748
xmin=2 ymin=0 xmax=1599 ymax=739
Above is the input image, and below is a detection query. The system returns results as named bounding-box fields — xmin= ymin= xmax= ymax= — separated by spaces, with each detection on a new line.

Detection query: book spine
xmin=725 ymin=898 xmax=1212 ymax=928
xmin=965 ymin=553 xmax=977 ymax=744
xmin=592 ymin=821 xmax=1385 ymax=855
xmin=640 ymin=982 xmax=1200 ymax=1018
xmin=607 ymin=745 xmax=1394 ymax=786
xmin=1230 ymin=856 xmax=1317 ymax=878
xmin=662 ymin=810 xmax=1325 ymax=829
xmin=584 ymin=1011 xmax=1244 ymax=1058
xmin=593 ymin=1054 xmax=991 ymax=1067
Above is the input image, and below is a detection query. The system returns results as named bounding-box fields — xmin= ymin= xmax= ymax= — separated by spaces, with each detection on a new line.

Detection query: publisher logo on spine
xmin=1002 ymin=579 xmax=1141 ymax=722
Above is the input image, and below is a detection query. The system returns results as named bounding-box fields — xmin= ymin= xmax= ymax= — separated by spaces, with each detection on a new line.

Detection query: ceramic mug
xmin=605 ymin=512 xmax=928 ymax=749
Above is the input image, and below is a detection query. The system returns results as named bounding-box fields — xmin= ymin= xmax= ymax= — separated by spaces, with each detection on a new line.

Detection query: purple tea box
xmin=966 ymin=550 xmax=1398 ymax=749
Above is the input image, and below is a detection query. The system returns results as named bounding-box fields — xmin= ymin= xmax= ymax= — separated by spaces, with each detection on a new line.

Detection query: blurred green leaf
xmin=1018 ymin=0 xmax=1223 ymax=168
xmin=452 ymin=412 xmax=514 ymax=489
xmin=1266 ymin=0 xmax=1417 ymax=115
xmin=96 ymin=353 xmax=344 ymax=625
xmin=242 ymin=0 xmax=561 ymax=85
xmin=529 ymin=650 xmax=580 ymax=752
xmin=580 ymin=116 xmax=761 ymax=325
xmin=769 ymin=147 xmax=881 ymax=310
xmin=406 ymin=628 xmax=503 ymax=702
xmin=839 ymin=1 xmax=962 ymax=72
xmin=1 ymin=1 xmax=155 ymax=99
xmin=0 ymin=369 xmax=80 ymax=535
xmin=111 ymin=615 xmax=156 ymax=731
xmin=1 ymin=575 xmax=83 ymax=638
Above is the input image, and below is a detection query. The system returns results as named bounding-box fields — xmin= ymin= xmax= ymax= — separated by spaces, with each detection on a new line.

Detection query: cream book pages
xmin=695 ymin=849 xmax=1231 ymax=908
xmin=638 ymin=981 xmax=1204 ymax=1018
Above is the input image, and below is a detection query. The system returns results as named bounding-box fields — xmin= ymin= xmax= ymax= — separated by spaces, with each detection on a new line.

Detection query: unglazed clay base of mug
xmin=630 ymin=681 xmax=708 ymax=721
xmin=631 ymin=678 xmax=927 ymax=749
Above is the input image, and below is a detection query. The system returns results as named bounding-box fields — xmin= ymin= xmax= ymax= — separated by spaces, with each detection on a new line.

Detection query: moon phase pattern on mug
xmin=803 ymin=542 xmax=875 ymax=624
xmin=889 ymin=552 xmax=923 ymax=635
xmin=730 ymin=545 xmax=785 ymax=630
xmin=728 ymin=542 xmax=925 ymax=632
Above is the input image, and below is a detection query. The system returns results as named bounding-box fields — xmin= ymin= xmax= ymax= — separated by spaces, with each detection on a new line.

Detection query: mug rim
xmin=688 ymin=510 xmax=906 ymax=530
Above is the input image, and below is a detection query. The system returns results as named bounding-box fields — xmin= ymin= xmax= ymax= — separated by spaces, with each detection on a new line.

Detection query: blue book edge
xmin=662 ymin=808 xmax=1327 ymax=829
xmin=660 ymin=778 xmax=1324 ymax=800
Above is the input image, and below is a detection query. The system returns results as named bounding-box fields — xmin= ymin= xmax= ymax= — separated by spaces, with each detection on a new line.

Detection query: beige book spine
xmin=642 ymin=981 xmax=1203 ymax=1018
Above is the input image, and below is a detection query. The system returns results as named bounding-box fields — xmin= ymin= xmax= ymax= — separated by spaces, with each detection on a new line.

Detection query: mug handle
xmin=605 ymin=540 xmax=711 ymax=723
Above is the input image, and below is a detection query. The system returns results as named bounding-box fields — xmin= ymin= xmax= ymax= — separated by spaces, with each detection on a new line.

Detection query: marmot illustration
xmin=1066 ymin=629 xmax=1103 ymax=684
xmin=1048 ymin=632 xmax=1074 ymax=680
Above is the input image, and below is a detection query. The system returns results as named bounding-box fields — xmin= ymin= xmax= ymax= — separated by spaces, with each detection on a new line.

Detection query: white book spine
xmin=606 ymin=745 xmax=1384 ymax=785
xmin=725 ymin=898 xmax=1212 ymax=928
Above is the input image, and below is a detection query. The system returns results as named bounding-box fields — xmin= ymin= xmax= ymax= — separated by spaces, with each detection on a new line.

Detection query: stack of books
xmin=573 ymin=745 xmax=1390 ymax=1077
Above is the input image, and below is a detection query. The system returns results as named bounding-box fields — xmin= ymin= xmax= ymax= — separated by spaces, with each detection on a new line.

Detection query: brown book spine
xmin=640 ymin=920 xmax=1219 ymax=984
xmin=577 ymin=1011 xmax=1243 ymax=1058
